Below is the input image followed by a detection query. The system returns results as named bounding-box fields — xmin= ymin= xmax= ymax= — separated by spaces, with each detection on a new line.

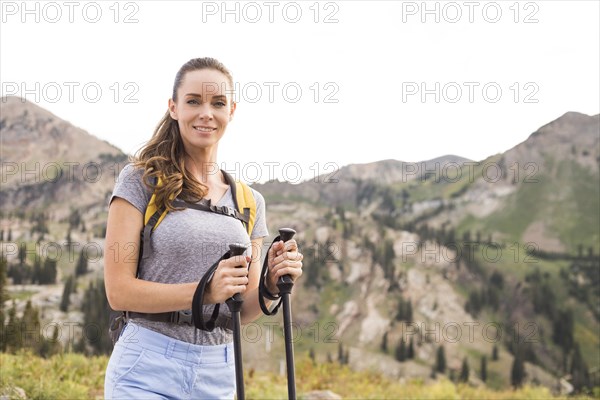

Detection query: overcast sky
xmin=1 ymin=0 xmax=599 ymax=183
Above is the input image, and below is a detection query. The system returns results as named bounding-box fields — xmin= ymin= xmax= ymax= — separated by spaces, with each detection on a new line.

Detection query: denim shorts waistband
xmin=118 ymin=322 xmax=233 ymax=365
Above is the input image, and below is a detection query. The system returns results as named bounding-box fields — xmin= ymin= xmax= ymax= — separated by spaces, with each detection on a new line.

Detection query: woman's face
xmin=169 ymin=68 xmax=236 ymax=154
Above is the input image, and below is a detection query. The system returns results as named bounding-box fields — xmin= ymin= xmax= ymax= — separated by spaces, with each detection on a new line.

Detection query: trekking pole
xmin=277 ymin=228 xmax=297 ymax=400
xmin=225 ymin=243 xmax=248 ymax=400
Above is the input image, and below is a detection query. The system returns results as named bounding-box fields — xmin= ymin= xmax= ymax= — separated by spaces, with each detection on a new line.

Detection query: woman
xmin=103 ymin=57 xmax=303 ymax=399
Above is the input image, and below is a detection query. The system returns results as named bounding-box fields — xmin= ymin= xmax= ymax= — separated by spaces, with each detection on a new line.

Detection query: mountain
xmin=257 ymin=112 xmax=600 ymax=254
xmin=1 ymin=96 xmax=128 ymax=226
xmin=254 ymin=111 xmax=600 ymax=390
xmin=1 ymin=99 xmax=598 ymax=393
xmin=485 ymin=112 xmax=600 ymax=252
xmin=332 ymin=155 xmax=473 ymax=185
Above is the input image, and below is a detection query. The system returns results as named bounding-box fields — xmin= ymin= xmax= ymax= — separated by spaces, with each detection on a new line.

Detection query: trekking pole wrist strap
xmin=192 ymin=251 xmax=232 ymax=331
xmin=259 ymin=235 xmax=284 ymax=315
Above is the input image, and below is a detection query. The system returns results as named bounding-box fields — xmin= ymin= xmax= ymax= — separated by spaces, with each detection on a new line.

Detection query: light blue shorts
xmin=104 ymin=322 xmax=235 ymax=400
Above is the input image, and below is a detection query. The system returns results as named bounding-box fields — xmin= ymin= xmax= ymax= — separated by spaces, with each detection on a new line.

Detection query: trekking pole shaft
xmin=281 ymin=292 xmax=296 ymax=400
xmin=231 ymin=311 xmax=245 ymax=400
xmin=276 ymin=228 xmax=297 ymax=400
xmin=226 ymin=244 xmax=247 ymax=400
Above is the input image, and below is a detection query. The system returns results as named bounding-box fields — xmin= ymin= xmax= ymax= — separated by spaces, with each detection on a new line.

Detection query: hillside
xmin=1 ymin=99 xmax=598 ymax=395
xmin=0 ymin=96 xmax=127 ymax=220
xmin=257 ymin=112 xmax=600 ymax=254
xmin=254 ymin=111 xmax=600 ymax=392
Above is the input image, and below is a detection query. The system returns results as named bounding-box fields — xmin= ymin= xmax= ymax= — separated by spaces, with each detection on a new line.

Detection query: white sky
xmin=1 ymin=0 xmax=599 ymax=183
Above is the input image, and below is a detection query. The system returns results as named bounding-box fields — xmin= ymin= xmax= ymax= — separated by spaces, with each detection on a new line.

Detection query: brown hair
xmin=132 ymin=57 xmax=234 ymax=212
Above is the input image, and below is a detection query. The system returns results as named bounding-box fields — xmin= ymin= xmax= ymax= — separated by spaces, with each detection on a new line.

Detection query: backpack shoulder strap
xmin=222 ymin=170 xmax=256 ymax=235
xmin=143 ymin=173 xmax=256 ymax=234
xmin=144 ymin=176 xmax=169 ymax=229
xmin=140 ymin=176 xmax=168 ymax=260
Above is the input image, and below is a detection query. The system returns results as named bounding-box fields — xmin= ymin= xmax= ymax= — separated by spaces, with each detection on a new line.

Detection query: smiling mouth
xmin=193 ymin=126 xmax=216 ymax=132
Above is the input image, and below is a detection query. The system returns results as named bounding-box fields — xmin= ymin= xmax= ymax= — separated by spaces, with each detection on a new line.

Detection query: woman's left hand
xmin=266 ymin=239 xmax=303 ymax=294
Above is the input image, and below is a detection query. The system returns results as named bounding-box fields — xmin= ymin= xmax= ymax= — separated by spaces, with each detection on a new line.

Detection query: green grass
xmin=572 ymin=304 xmax=600 ymax=369
xmin=484 ymin=177 xmax=548 ymax=245
xmin=474 ymin=158 xmax=599 ymax=254
xmin=550 ymin=160 xmax=600 ymax=251
xmin=7 ymin=289 xmax=36 ymax=301
xmin=0 ymin=351 xmax=106 ymax=399
xmin=1 ymin=351 xmax=595 ymax=399
xmin=485 ymin=368 xmax=505 ymax=391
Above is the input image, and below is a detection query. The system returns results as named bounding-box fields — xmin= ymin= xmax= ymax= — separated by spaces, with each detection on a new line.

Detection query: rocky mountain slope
xmin=1 ymin=96 xmax=127 ymax=220
xmin=1 ymin=97 xmax=598 ymax=392
xmin=254 ymin=111 xmax=600 ymax=391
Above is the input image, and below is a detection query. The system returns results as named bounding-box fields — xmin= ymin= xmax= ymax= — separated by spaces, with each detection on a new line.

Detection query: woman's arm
xmin=105 ymin=197 xmax=253 ymax=312
xmin=104 ymin=197 xmax=197 ymax=312
xmin=240 ymin=237 xmax=267 ymax=324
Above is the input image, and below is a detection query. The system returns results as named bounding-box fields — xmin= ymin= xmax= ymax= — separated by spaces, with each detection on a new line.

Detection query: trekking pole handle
xmin=228 ymin=244 xmax=248 ymax=304
xmin=277 ymin=228 xmax=296 ymax=290
xmin=229 ymin=243 xmax=247 ymax=257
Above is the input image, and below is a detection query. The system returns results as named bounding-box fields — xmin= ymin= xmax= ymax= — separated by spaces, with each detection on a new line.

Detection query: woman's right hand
xmin=204 ymin=255 xmax=251 ymax=304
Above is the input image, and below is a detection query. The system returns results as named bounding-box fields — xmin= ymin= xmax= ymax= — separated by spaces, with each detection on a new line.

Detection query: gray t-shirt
xmin=109 ymin=163 xmax=269 ymax=345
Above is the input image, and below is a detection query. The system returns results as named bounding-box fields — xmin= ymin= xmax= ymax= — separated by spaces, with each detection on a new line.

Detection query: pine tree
xmin=490 ymin=270 xmax=504 ymax=289
xmin=553 ymin=308 xmax=574 ymax=353
xmin=430 ymin=366 xmax=437 ymax=379
xmin=396 ymin=299 xmax=404 ymax=321
xmin=436 ymin=345 xmax=446 ymax=373
xmin=459 ymin=357 xmax=469 ymax=383
xmin=75 ymin=249 xmax=88 ymax=277
xmin=396 ymin=338 xmax=406 ymax=362
xmin=380 ymin=331 xmax=388 ymax=353
xmin=48 ymin=324 xmax=62 ymax=356
xmin=326 ymin=352 xmax=333 ymax=363
xmin=5 ymin=301 xmax=21 ymax=351
xmin=78 ymin=279 xmax=112 ymax=354
xmin=41 ymin=258 xmax=57 ymax=284
xmin=65 ymin=229 xmax=73 ymax=252
xmin=32 ymin=257 xmax=41 ymax=284
xmin=480 ymin=356 xmax=487 ymax=382
xmin=570 ymin=344 xmax=590 ymax=393
xmin=60 ymin=275 xmax=75 ymax=312
xmin=561 ymin=349 xmax=568 ymax=374
xmin=466 ymin=291 xmax=481 ymax=316
xmin=492 ymin=344 xmax=499 ymax=361
xmin=21 ymin=300 xmax=42 ymax=352
xmin=511 ymin=351 xmax=526 ymax=388
xmin=69 ymin=209 xmax=81 ymax=230
xmin=338 ymin=342 xmax=344 ymax=364
xmin=18 ymin=243 xmax=27 ymax=265
xmin=38 ymin=325 xmax=62 ymax=358
xmin=396 ymin=298 xmax=413 ymax=322
xmin=308 ymin=348 xmax=316 ymax=365
xmin=408 ymin=337 xmax=415 ymax=359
